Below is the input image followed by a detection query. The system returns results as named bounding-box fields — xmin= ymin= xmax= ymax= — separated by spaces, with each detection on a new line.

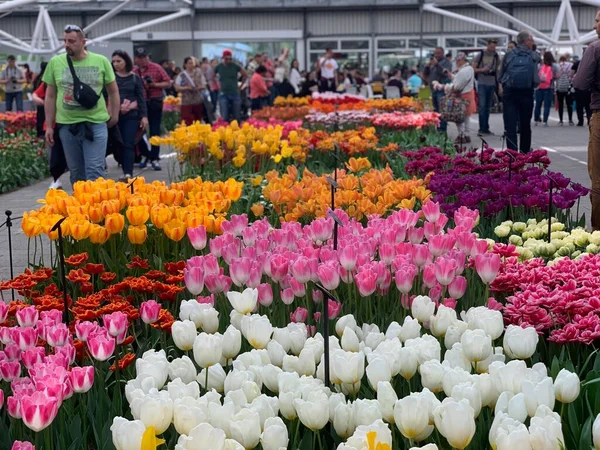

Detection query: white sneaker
xmin=49 ymin=179 xmax=63 ymax=190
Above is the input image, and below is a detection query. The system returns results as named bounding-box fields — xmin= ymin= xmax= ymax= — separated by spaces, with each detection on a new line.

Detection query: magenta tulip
xmin=187 ymin=225 xmax=207 ymax=250
xmin=455 ymin=232 xmax=476 ymax=254
xmin=11 ymin=440 xmax=35 ymax=450
xmin=0 ymin=361 xmax=20 ymax=382
xmin=7 ymin=396 xmax=20 ymax=419
xmin=412 ymin=244 xmax=431 ymax=267
xmin=139 ymin=300 xmax=162 ymax=325
xmin=55 ymin=344 xmax=76 ymax=366
xmin=184 ymin=265 xmax=205 ymax=295
xmin=270 ymin=254 xmax=289 ymax=282
xmin=379 ymin=243 xmax=396 ymax=265
xmin=434 ymin=256 xmax=456 ymax=286
xmin=20 ymin=391 xmax=59 ymax=432
xmin=328 ymin=299 xmax=342 ymax=319
xmin=407 ymin=227 xmax=425 ymax=244
xmin=21 ymin=347 xmax=45 ymax=370
xmin=338 ymin=244 xmax=358 ymax=271
xmin=16 ymin=306 xmax=38 ymax=328
xmin=11 ymin=327 xmax=37 ymax=351
xmin=71 ymin=366 xmax=94 ymax=393
xmin=428 ymin=234 xmax=455 ymax=258
xmin=475 ymin=253 xmax=501 ymax=285
xmin=40 ymin=310 xmax=62 ymax=325
xmin=46 ymin=323 xmax=69 ymax=347
xmin=422 ymin=201 xmax=441 ymax=223
xmin=448 ymin=276 xmax=467 ymax=299
xmin=103 ymin=312 xmax=128 ymax=338
xmin=355 ymin=269 xmax=378 ymax=297
xmin=197 ymin=294 xmax=216 ymax=306
xmin=204 ymin=274 xmax=231 ymax=294
xmin=75 ymin=321 xmax=100 ymax=342
xmin=422 ymin=263 xmax=437 ymax=289
xmin=86 ymin=328 xmax=116 ymax=362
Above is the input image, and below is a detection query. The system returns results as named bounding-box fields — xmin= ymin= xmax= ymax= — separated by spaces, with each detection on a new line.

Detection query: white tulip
xmin=489 ymin=360 xmax=528 ymax=394
xmin=371 ymin=338 xmax=402 ymax=376
xmin=495 ymin=391 xmax=528 ymax=423
xmin=208 ymin=401 xmax=236 ymax=438
xmin=475 ymin=346 xmax=505 ymax=373
xmin=554 ymin=368 xmax=580 ymax=404
xmin=230 ymin=310 xmax=244 ymax=331
xmin=241 ymin=314 xmax=273 ymax=350
xmin=419 ymin=360 xmax=445 ymax=393
xmin=172 ymin=320 xmax=197 ymax=351
xmin=225 ymin=389 xmax=248 ymax=412
xmin=409 ymin=445 xmax=439 ymax=450
xmin=235 ymin=350 xmax=263 ymax=371
xmin=444 ymin=321 xmax=469 ymax=350
xmin=227 ymin=288 xmax=258 ymax=315
xmin=198 ymin=364 xmax=226 ymax=393
xmin=136 ymin=349 xmax=169 ymax=389
xmin=222 ymin=325 xmax=242 ymax=361
xmin=173 ymin=396 xmax=209 ymax=435
xmin=328 ymin=393 xmax=346 ymax=421
xmin=473 ymin=373 xmax=498 ymax=408
xmin=345 ymin=420 xmax=392 ymax=450
xmin=451 ymin=381 xmax=482 ymax=418
xmin=279 ymin=390 xmax=300 ymax=420
xmin=399 ymin=316 xmax=421 ymax=342
xmin=336 ymin=314 xmax=358 ymax=337
xmin=412 ymin=295 xmax=436 ymax=323
xmin=377 ymin=381 xmax=397 ymax=423
xmin=394 ymin=393 xmax=431 ymax=440
xmin=405 ymin=334 xmax=441 ymax=365
xmin=193 ymin=332 xmax=223 ymax=368
xmin=443 ymin=343 xmax=472 ymax=372
xmin=228 ymin=407 xmax=261 ymax=449
xmin=462 ymin=306 xmax=504 ymax=340
xmin=288 ymin=324 xmax=307 ymax=356
xmin=111 ymin=417 xmax=146 ymax=450
xmin=593 ymin=413 xmax=600 ymax=450
xmin=224 ymin=369 xmax=254 ymax=393
xmin=385 ymin=321 xmax=403 ymax=340
xmin=503 ymin=325 xmax=539 ymax=359
xmin=429 ymin=305 xmax=457 ymax=337
xmin=442 ymin=366 xmax=473 ymax=397
xmin=261 ymin=365 xmax=283 ymax=393
xmin=366 ymin=356 xmax=392 ymax=390
xmin=130 ymin=388 xmax=174 ymax=435
xmin=272 ymin=328 xmax=291 ymax=353
xmin=169 ymin=356 xmax=198 ymax=384
xmin=294 ymin=391 xmax=329 ymax=431
xmin=176 ymin=422 xmax=226 ymax=450
xmin=261 ymin=417 xmax=289 ymax=450
xmin=529 ymin=412 xmax=565 ymax=450
xmin=433 ymin=398 xmax=476 ymax=450
xmin=341 ymin=327 xmax=360 ymax=352
xmin=333 ymin=401 xmax=355 ymax=439
xmin=223 ymin=439 xmax=245 ymax=450
xmin=241 ymin=381 xmax=261 ymax=403
xmin=304 ymin=337 xmax=324 ymax=364
xmin=397 ymin=347 xmax=419 ymax=380
xmin=297 ymin=347 xmax=316 ymax=376
xmin=167 ymin=378 xmax=200 ymax=401
xmin=522 ymin=377 xmax=555 ymax=418
xmin=364 ymin=331 xmax=386 ymax=351
xmin=250 ymin=394 xmax=279 ymax=428
xmin=461 ymin=329 xmax=492 ymax=363
xmin=352 ymin=399 xmax=383 ymax=428
xmin=489 ymin=413 xmax=532 ymax=450
xmin=331 ymin=350 xmax=365 ymax=385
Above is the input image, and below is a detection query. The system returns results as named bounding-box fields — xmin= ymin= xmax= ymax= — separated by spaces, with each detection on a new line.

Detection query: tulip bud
xmin=433 ymin=398 xmax=476 ymax=450
xmin=554 ymin=369 xmax=580 ymax=404
xmin=71 ymin=366 xmax=94 ymax=393
xmin=503 ymin=325 xmax=539 ymax=360
xmin=139 ymin=300 xmax=162 ymax=325
xmin=172 ymin=320 xmax=197 ymax=351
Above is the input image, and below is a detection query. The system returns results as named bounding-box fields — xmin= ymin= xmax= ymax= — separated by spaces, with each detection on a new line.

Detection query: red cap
xmin=222 ymin=49 xmax=232 ymax=57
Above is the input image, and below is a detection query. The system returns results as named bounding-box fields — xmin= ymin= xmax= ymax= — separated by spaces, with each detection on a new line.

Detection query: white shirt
xmin=289 ymin=68 xmax=302 ymax=94
xmin=319 ymin=57 xmax=338 ymax=79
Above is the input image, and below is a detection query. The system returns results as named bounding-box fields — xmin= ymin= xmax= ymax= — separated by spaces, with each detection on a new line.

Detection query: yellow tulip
xmin=163 ymin=218 xmax=186 ymax=242
xmin=251 ymin=175 xmax=263 ymax=186
xmin=21 ymin=212 xmax=43 ymax=238
xmin=101 ymin=199 xmax=121 ymax=217
xmin=104 ymin=213 xmax=125 ymax=235
xmin=251 ymin=203 xmax=265 ymax=217
xmin=126 ymin=205 xmax=150 ymax=226
xmin=127 ymin=224 xmax=147 ymax=244
xmin=89 ymin=224 xmax=110 ymax=244
xmin=88 ymin=205 xmax=105 ymax=223
xmin=150 ymin=205 xmax=173 ymax=229
xmin=70 ymin=219 xmax=93 ymax=241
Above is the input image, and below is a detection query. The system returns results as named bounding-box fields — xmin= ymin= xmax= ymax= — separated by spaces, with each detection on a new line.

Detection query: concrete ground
xmin=0 ymin=110 xmax=592 ymax=282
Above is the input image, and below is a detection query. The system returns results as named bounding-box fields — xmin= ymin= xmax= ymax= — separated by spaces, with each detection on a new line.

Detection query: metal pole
xmin=51 ymin=218 xmax=69 ymax=324
xmin=5 ymin=211 xmax=14 ymax=301
xmin=418 ymin=0 xmax=424 ymax=71
xmin=190 ymin=7 xmax=197 ymax=57
xmin=548 ymin=178 xmax=554 ymax=243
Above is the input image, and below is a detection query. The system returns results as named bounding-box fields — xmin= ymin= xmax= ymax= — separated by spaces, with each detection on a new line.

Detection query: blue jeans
xmin=219 ymin=93 xmax=241 ymax=123
xmin=210 ymin=90 xmax=218 ymax=113
xmin=432 ymin=90 xmax=447 ymax=132
xmin=58 ymin=122 xmax=108 ymax=185
xmin=534 ymin=88 xmax=553 ymax=123
xmin=118 ymin=118 xmax=139 ymax=176
xmin=477 ymin=84 xmax=496 ymax=132
xmin=6 ymin=91 xmax=23 ymax=112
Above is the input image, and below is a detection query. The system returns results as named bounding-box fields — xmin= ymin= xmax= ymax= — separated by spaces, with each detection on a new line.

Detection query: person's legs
xmin=518 ymin=90 xmax=534 ymax=153
xmin=478 ymin=85 xmax=493 ymax=133
xmin=15 ymin=92 xmax=23 ymax=112
xmin=566 ymin=92 xmax=574 ymax=123
xmin=147 ymin=101 xmax=162 ymax=161
xmin=58 ymin=126 xmax=86 ymax=185
xmin=557 ymin=91 xmax=565 ymax=122
xmin=119 ymin=119 xmax=138 ymax=176
xmin=82 ymin=123 xmax=108 ymax=181
xmin=180 ymin=104 xmax=193 ymax=125
xmin=192 ymin=104 xmax=203 ymax=123
xmin=49 ymin=129 xmax=67 ymax=183
xmin=588 ymin=112 xmax=600 ymax=230
xmin=432 ymin=91 xmax=447 ymax=132
xmin=543 ymin=89 xmax=552 ymax=123
xmin=231 ymin=94 xmax=241 ymax=123
xmin=503 ymin=92 xmax=518 ymax=150
xmin=5 ymin=92 xmax=14 ymax=111
xmin=219 ymin=93 xmax=230 ymax=122
xmin=576 ymin=90 xmax=585 ymax=125
xmin=534 ymin=89 xmax=543 ymax=122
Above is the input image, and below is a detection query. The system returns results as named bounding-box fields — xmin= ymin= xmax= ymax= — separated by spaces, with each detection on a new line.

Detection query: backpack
xmin=556 ymin=64 xmax=572 ymax=92
xmin=538 ymin=65 xmax=553 ymax=89
xmin=501 ymin=49 xmax=535 ymax=90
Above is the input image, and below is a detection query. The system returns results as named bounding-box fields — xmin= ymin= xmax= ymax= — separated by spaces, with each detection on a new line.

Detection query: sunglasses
xmin=64 ymin=24 xmax=82 ymax=33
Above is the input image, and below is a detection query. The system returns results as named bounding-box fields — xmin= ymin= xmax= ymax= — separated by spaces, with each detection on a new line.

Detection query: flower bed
xmin=0 ymin=133 xmax=49 ymax=194
xmin=0 ymin=111 xmax=37 ymax=134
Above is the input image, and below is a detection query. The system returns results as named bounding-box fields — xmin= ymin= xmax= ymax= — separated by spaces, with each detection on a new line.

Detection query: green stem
xmin=205 ymin=365 xmax=210 ymax=394
xmin=44 ymin=425 xmax=52 ymax=450
xmin=316 ymin=430 xmax=324 ymax=450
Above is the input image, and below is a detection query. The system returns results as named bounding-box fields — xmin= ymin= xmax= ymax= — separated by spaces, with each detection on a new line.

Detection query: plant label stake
xmin=501 ymin=132 xmax=506 ymax=151
xmin=480 ymin=137 xmax=488 ymax=164
xmin=314 ymin=283 xmax=340 ymax=388
xmin=4 ymin=210 xmax=14 ymax=301
xmin=506 ymin=151 xmax=516 ymax=182
xmin=127 ymin=176 xmax=138 ymax=194
xmin=545 ymin=173 xmax=555 ymax=243
xmin=51 ymin=217 xmax=70 ymax=324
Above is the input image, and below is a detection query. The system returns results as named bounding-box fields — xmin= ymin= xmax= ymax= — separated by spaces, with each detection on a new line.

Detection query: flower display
xmin=371 ymin=111 xmax=440 ymax=129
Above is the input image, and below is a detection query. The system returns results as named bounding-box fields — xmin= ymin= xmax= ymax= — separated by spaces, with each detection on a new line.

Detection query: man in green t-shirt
xmin=43 ymin=25 xmax=120 ymax=186
xmin=213 ymin=49 xmax=247 ymax=122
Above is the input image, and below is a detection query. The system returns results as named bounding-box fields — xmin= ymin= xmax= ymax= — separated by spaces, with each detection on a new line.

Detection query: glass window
xmin=201 ymin=41 xmax=296 ymax=67
xmin=336 ymin=52 xmax=369 ymax=73
xmin=477 ymin=37 xmax=508 ymax=47
xmin=310 ymin=40 xmax=337 ymax=51
xmin=377 ymin=51 xmax=420 ymax=74
xmin=445 ymin=37 xmax=475 ymax=49
xmin=408 ymin=38 xmax=438 ymax=49
xmin=377 ymin=39 xmax=407 ymax=49
xmin=340 ymin=40 xmax=369 ymax=50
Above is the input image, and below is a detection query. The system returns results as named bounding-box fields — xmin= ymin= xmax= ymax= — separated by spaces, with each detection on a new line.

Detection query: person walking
xmin=574 ymin=10 xmax=600 ymax=230
xmin=317 ymin=49 xmax=338 ymax=93
xmin=175 ymin=56 xmax=207 ymax=125
xmin=473 ymin=39 xmax=500 ymax=135
xmin=407 ymin=69 xmax=423 ymax=97
xmin=571 ymin=56 xmax=592 ymax=126
xmin=133 ymin=47 xmax=171 ymax=171
xmin=213 ymin=49 xmax=247 ymax=123
xmin=555 ymin=55 xmax=575 ymax=126
xmin=112 ymin=50 xmax=148 ymax=181
xmin=249 ymin=65 xmax=269 ymax=111
xmin=32 ymin=62 xmax=47 ymax=138
xmin=433 ymin=52 xmax=476 ymax=143
xmin=208 ymin=58 xmax=220 ymax=113
xmin=43 ymin=25 xmax=119 ymax=185
xmin=499 ymin=30 xmax=540 ymax=153
xmin=534 ymin=52 xmax=555 ymax=127
xmin=425 ymin=47 xmax=452 ymax=132
xmin=0 ymin=55 xmax=26 ymax=112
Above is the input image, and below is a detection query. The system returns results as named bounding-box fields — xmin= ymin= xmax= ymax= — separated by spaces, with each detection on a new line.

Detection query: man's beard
xmin=66 ymin=48 xmax=74 ymax=56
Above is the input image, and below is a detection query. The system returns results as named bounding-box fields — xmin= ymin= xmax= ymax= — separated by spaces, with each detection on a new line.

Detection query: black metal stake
xmin=480 ymin=137 xmax=488 ymax=164
xmin=506 ymin=152 xmax=516 ymax=183
xmin=315 ymin=283 xmax=339 ymax=388
xmin=51 ymin=218 xmax=69 ymax=324
xmin=547 ymin=177 xmax=554 ymax=243
xmin=128 ymin=176 xmax=138 ymax=194
xmin=501 ymin=133 xmax=506 ymax=152
xmin=5 ymin=211 xmax=14 ymax=301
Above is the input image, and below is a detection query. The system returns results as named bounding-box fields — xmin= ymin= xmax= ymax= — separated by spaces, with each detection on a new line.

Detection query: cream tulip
xmin=419 ymin=360 xmax=445 ymax=393
xmin=294 ymin=391 xmax=329 ymax=431
xmin=241 ymin=315 xmax=273 ymax=350
xmin=173 ymin=396 xmax=209 ymax=435
xmin=377 ymin=381 xmax=398 ymax=424
xmin=261 ymin=417 xmax=289 ymax=450
xmin=593 ymin=413 xmax=600 ymax=450
xmin=272 ymin=328 xmax=291 ymax=352
xmin=554 ymin=368 xmax=580 ymax=404
xmin=261 ymin=365 xmax=283 ymax=393
xmin=398 ymin=347 xmax=419 ymax=380
xmin=503 ymin=325 xmax=539 ymax=360
xmin=444 ymin=321 xmax=469 ymax=350
xmin=495 ymin=391 xmax=528 ymax=423
xmin=429 ymin=305 xmax=457 ymax=337
xmin=333 ymin=401 xmax=355 ymax=439
xmin=110 ymin=417 xmax=146 ymax=450
xmin=136 ymin=349 xmax=169 ymax=389
xmin=227 ymin=288 xmax=258 ymax=315
xmin=412 ymin=295 xmax=436 ymax=323
xmin=366 ymin=356 xmax=392 ymax=390
xmin=193 ymin=332 xmax=223 ymax=368
xmin=228 ymin=408 xmax=261 ymax=449
xmin=331 ymin=350 xmax=365 ymax=385
xmin=460 ymin=329 xmax=492 ymax=363
xmin=521 ymin=377 xmax=555 ymax=418
xmin=208 ymin=401 xmax=235 ymax=438
xmin=167 ymin=378 xmax=200 ymax=401
xmin=130 ymin=388 xmax=174 ymax=435
xmin=176 ymin=422 xmax=226 ymax=450
xmin=529 ymin=413 xmax=565 ymax=450
xmin=399 ymin=316 xmax=422 ymax=342
xmin=394 ymin=393 xmax=431 ymax=440
xmin=451 ymin=381 xmax=482 ymax=418
xmin=169 ymin=356 xmax=198 ymax=384
xmin=288 ymin=324 xmax=307 ymax=356
xmin=443 ymin=343 xmax=472 ymax=372
xmin=442 ymin=366 xmax=473 ymax=397
xmin=341 ymin=327 xmax=360 ymax=352
xmin=172 ymin=320 xmax=197 ymax=351
xmin=198 ymin=364 xmax=226 ymax=393
xmin=222 ymin=325 xmax=242 ymax=361
xmin=433 ymin=398 xmax=476 ymax=450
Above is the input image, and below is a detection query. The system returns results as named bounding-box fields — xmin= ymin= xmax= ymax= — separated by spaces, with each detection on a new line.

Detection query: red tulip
xmin=71 ymin=366 xmax=94 ymax=393
xmin=21 ymin=391 xmax=59 ymax=432
xmin=139 ymin=300 xmax=162 ymax=325
xmin=103 ymin=312 xmax=128 ymax=338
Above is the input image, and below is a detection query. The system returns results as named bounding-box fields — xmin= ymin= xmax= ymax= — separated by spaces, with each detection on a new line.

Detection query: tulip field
xmin=2 ymin=92 xmax=600 ymax=450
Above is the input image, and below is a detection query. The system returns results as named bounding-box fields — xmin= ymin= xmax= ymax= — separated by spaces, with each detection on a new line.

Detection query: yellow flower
xmin=272 ymin=154 xmax=283 ymax=164
xmin=366 ymin=431 xmax=391 ymax=450
xmin=127 ymin=224 xmax=148 ymax=244
xmin=251 ymin=203 xmax=265 ymax=217
xmin=232 ymin=154 xmax=246 ymax=168
xmin=251 ymin=175 xmax=263 ymax=186
xmin=163 ymin=218 xmax=186 ymax=242
xmin=150 ymin=205 xmax=173 ymax=229
xmin=126 ymin=205 xmax=150 ymax=226
xmin=104 ymin=213 xmax=125 ymax=235
xmin=21 ymin=212 xmax=43 ymax=238
xmin=89 ymin=225 xmax=110 ymax=244
xmin=141 ymin=426 xmax=166 ymax=450
xmin=70 ymin=219 xmax=93 ymax=241
xmin=346 ymin=157 xmax=372 ymax=172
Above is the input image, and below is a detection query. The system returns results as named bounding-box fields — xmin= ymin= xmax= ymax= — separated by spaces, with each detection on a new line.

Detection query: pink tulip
xmin=355 ymin=269 xmax=377 ymax=297
xmin=187 ymin=225 xmax=207 ymax=250
xmin=454 ymin=206 xmax=479 ymax=231
xmin=281 ymin=288 xmax=295 ymax=305
xmin=21 ymin=391 xmax=59 ymax=432
xmin=314 ymin=312 xmax=322 ymax=322
xmin=221 ymin=242 xmax=240 ymax=265
xmin=422 ymin=263 xmax=437 ymax=289
xmin=242 ymin=227 xmax=257 ymax=246
xmin=115 ymin=328 xmax=129 ymax=345
xmin=197 ymin=294 xmax=216 ymax=306
xmin=7 ymin=396 xmax=21 ymax=419
xmin=290 ymin=307 xmax=308 ymax=323
xmin=257 ymin=284 xmax=273 ymax=307
xmin=35 ymin=375 xmax=66 ymax=403
xmin=75 ymin=321 xmax=100 ymax=342
xmin=328 ymin=299 xmax=342 ymax=319
xmin=428 ymin=234 xmax=455 ymax=258
xmin=40 ymin=310 xmax=62 ymax=325
xmin=307 ymin=218 xmax=333 ymax=243
xmin=230 ymin=257 xmax=252 ymax=287
xmin=103 ymin=312 xmax=128 ymax=338
xmin=184 ymin=266 xmax=205 ymax=296
xmin=448 ymin=276 xmax=467 ymax=299
xmin=379 ymin=243 xmax=396 ymax=265
xmin=487 ymin=298 xmax=504 ymax=311
xmin=43 ymin=354 xmax=69 ymax=370
xmin=0 ymin=326 xmax=12 ymax=344
xmin=443 ymin=298 xmax=457 ymax=309
xmin=12 ymin=440 xmax=35 ymax=450
xmin=204 ymin=274 xmax=231 ymax=294
xmin=87 ymin=328 xmax=116 ymax=362
xmin=434 ymin=257 xmax=456 ymax=286
xmin=22 ymin=347 xmax=45 ymax=370
xmin=312 ymin=289 xmax=324 ymax=303
xmin=338 ymin=266 xmax=353 ymax=284
xmin=139 ymin=300 xmax=162 ymax=324
xmin=16 ymin=306 xmax=38 ymax=328
xmin=0 ymin=361 xmax=20 ymax=382
xmin=203 ymin=254 xmax=220 ymax=276
xmin=246 ymin=261 xmax=263 ymax=288
xmin=289 ymin=278 xmax=306 ymax=297
xmin=46 ymin=323 xmax=69 ymax=347
xmin=12 ymin=378 xmax=36 ymax=397
xmin=475 ymin=253 xmax=501 ymax=285
xmin=422 ymin=201 xmax=441 ymax=223
xmin=317 ymin=262 xmax=340 ymax=291
xmin=209 ymin=236 xmax=225 ymax=258
xmin=270 ymin=254 xmax=289 ymax=282
xmin=11 ymin=327 xmax=37 ymax=351
xmin=221 ymin=214 xmax=248 ymax=237
xmin=71 ymin=366 xmax=94 ymax=393
xmin=407 ymin=227 xmax=425 ymax=244
xmin=470 ymin=239 xmax=490 ymax=257
xmin=338 ymin=244 xmax=358 ymax=271
xmin=319 ymin=247 xmax=337 ymax=263
xmin=429 ymin=284 xmax=442 ymax=303
xmin=0 ymin=302 xmax=9 ymax=324
xmin=395 ymin=265 xmax=417 ymax=294
xmin=455 ymin=232 xmax=476 ymax=254
xmin=0 ymin=389 xmax=4 ymax=409
xmin=412 ymin=244 xmax=431 ymax=267
xmin=55 ymin=344 xmax=76 ymax=366
xmin=423 ymin=221 xmax=437 ymax=241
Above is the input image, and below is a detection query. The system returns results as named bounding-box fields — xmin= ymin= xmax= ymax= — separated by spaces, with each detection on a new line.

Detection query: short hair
xmin=112 ymin=50 xmax=133 ymax=72
xmin=559 ymin=55 xmax=567 ymax=62
xmin=183 ymin=56 xmax=195 ymax=67
xmin=508 ymin=41 xmax=517 ymax=47
xmin=517 ymin=31 xmax=532 ymax=45
xmin=7 ymin=55 xmax=15 ymax=61
xmin=256 ymin=65 xmax=267 ymax=74
xmin=435 ymin=47 xmax=445 ymax=54
xmin=159 ymin=59 xmax=169 ymax=66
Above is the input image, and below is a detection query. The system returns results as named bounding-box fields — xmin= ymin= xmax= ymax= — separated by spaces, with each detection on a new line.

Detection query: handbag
xmin=439 ymin=92 xmax=468 ymax=123
xmin=66 ymin=55 xmax=100 ymax=109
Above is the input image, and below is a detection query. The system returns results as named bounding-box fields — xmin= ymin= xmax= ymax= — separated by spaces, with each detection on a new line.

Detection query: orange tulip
xmin=251 ymin=203 xmax=265 ymax=217
xmin=101 ymin=199 xmax=121 ymax=217
xmin=126 ymin=205 xmax=150 ymax=226
xmin=127 ymin=224 xmax=147 ymax=244
xmin=70 ymin=219 xmax=93 ymax=241
xmin=104 ymin=213 xmax=125 ymax=235
xmin=21 ymin=213 xmax=43 ymax=238
xmin=89 ymin=225 xmax=110 ymax=244
xmin=88 ymin=205 xmax=105 ymax=223
xmin=163 ymin=218 xmax=186 ymax=242
xmin=150 ymin=205 xmax=173 ymax=229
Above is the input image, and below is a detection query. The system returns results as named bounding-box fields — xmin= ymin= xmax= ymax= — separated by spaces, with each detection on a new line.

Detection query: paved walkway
xmin=0 ymin=111 xmax=592 ymax=281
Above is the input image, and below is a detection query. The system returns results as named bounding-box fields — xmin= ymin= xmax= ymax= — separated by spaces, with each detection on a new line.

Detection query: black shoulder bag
xmin=66 ymin=55 xmax=100 ymax=110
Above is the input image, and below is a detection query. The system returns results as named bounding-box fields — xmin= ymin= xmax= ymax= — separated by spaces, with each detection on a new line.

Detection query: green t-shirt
xmin=43 ymin=52 xmax=115 ymax=124
xmin=216 ymin=63 xmax=242 ymax=95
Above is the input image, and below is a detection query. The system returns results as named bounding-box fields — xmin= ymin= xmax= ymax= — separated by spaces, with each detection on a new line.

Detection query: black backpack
xmin=66 ymin=55 xmax=100 ymax=109
xmin=501 ymin=49 xmax=536 ymax=90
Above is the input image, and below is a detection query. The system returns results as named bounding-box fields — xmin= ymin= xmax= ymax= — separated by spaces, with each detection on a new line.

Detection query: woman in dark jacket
xmin=112 ymin=50 xmax=148 ymax=181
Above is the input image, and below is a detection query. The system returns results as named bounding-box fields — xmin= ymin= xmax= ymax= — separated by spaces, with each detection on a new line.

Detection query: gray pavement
xmin=0 ymin=110 xmax=592 ymax=282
